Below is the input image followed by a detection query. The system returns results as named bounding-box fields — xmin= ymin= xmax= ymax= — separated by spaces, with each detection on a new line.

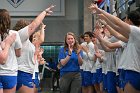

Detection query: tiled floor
xmin=41 ymin=89 xmax=59 ymax=93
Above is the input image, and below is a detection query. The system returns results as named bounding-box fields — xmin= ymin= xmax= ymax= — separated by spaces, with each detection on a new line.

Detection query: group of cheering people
xmin=1 ymin=3 xmax=140 ymax=93
xmin=0 ymin=5 xmax=55 ymax=93
xmin=57 ymin=4 xmax=140 ymax=93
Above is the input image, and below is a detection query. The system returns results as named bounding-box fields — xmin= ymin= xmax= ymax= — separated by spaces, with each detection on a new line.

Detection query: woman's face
xmin=32 ymin=32 xmax=40 ymax=42
xmin=66 ymin=34 xmax=75 ymax=47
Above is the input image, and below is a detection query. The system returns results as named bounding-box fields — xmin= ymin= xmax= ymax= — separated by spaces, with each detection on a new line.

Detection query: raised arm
xmin=94 ymin=29 xmax=115 ymax=52
xmin=99 ymin=19 xmax=128 ymax=42
xmin=89 ymin=4 xmax=130 ymax=38
xmin=33 ymin=23 xmax=46 ymax=47
xmin=39 ymin=23 xmax=46 ymax=43
xmin=28 ymin=5 xmax=54 ymax=36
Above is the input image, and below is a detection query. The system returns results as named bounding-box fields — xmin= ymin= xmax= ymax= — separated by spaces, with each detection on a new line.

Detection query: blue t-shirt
xmin=48 ymin=61 xmax=57 ymax=70
xmin=58 ymin=47 xmax=83 ymax=77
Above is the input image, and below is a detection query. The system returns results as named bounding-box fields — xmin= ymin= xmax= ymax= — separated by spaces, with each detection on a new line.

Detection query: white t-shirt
xmin=95 ymin=49 xmax=104 ymax=70
xmin=119 ymin=25 xmax=140 ymax=73
xmin=95 ymin=58 xmax=102 ymax=70
xmin=115 ymin=41 xmax=126 ymax=74
xmin=81 ymin=42 xmax=95 ymax=72
xmin=101 ymin=53 xmax=107 ymax=74
xmin=105 ymin=36 xmax=117 ymax=73
xmin=17 ymin=26 xmax=35 ymax=74
xmin=0 ymin=30 xmax=22 ymax=76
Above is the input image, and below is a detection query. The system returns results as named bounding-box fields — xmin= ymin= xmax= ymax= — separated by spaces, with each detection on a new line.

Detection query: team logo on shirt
xmin=7 ymin=0 xmax=24 ymax=8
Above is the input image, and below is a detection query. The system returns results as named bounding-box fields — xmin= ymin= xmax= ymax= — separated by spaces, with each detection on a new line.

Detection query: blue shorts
xmin=16 ymin=70 xmax=33 ymax=90
xmin=0 ymin=76 xmax=17 ymax=89
xmin=102 ymin=73 xmax=107 ymax=90
xmin=107 ymin=71 xmax=117 ymax=93
xmin=125 ymin=70 xmax=140 ymax=91
xmin=116 ymin=75 xmax=119 ymax=87
xmin=92 ymin=68 xmax=103 ymax=85
xmin=81 ymin=71 xmax=93 ymax=86
xmin=33 ymin=72 xmax=40 ymax=88
xmin=118 ymin=69 xmax=125 ymax=89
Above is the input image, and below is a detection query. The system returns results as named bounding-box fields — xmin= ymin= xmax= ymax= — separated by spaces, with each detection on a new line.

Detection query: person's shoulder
xmin=130 ymin=25 xmax=140 ymax=31
xmin=89 ymin=41 xmax=94 ymax=45
xmin=81 ymin=42 xmax=86 ymax=45
xmin=9 ymin=30 xmax=19 ymax=37
xmin=9 ymin=30 xmax=18 ymax=34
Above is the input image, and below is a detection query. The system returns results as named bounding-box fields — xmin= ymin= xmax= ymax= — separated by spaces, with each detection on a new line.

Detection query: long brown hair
xmin=64 ymin=32 xmax=79 ymax=53
xmin=0 ymin=9 xmax=11 ymax=41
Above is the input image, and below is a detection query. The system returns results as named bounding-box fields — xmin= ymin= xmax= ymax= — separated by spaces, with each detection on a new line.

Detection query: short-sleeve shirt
xmin=105 ymin=36 xmax=118 ymax=73
xmin=17 ymin=26 xmax=35 ymax=74
xmin=0 ymin=30 xmax=22 ymax=76
xmin=58 ymin=47 xmax=83 ymax=77
xmin=81 ymin=42 xmax=95 ymax=72
xmin=119 ymin=25 xmax=140 ymax=73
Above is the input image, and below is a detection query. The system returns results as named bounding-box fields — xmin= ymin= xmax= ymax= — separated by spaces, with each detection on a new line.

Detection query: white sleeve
xmin=130 ymin=25 xmax=140 ymax=47
xmin=87 ymin=43 xmax=95 ymax=61
xmin=18 ymin=26 xmax=29 ymax=43
xmin=14 ymin=32 xmax=22 ymax=49
xmin=118 ymin=41 xmax=126 ymax=48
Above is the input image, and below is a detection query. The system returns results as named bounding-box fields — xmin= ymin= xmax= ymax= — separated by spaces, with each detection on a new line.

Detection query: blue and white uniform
xmin=16 ymin=26 xmax=36 ymax=90
xmin=81 ymin=41 xmax=95 ymax=86
xmin=32 ymin=60 xmax=40 ymax=88
xmin=118 ymin=25 xmax=140 ymax=90
xmin=104 ymin=36 xmax=118 ymax=93
xmin=0 ymin=30 xmax=22 ymax=89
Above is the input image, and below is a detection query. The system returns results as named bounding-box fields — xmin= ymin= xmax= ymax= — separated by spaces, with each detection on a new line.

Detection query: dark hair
xmin=79 ymin=34 xmax=84 ymax=39
xmin=84 ymin=31 xmax=94 ymax=38
xmin=0 ymin=9 xmax=11 ymax=40
xmin=127 ymin=10 xmax=140 ymax=26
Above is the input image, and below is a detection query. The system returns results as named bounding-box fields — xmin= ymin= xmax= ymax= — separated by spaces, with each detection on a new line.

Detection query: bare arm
xmin=60 ymin=55 xmax=71 ymax=66
xmin=100 ymin=42 xmax=114 ymax=52
xmin=100 ymin=39 xmax=122 ymax=49
xmin=89 ymin=4 xmax=130 ymax=38
xmin=94 ymin=28 xmax=114 ymax=52
xmin=39 ymin=23 xmax=46 ymax=43
xmin=0 ymin=34 xmax=16 ymax=64
xmin=28 ymin=5 xmax=54 ymax=37
xmin=99 ymin=19 xmax=128 ymax=42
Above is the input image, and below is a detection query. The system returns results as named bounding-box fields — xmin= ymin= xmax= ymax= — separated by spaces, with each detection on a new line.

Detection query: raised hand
xmin=40 ymin=22 xmax=46 ymax=30
xmin=93 ymin=28 xmax=103 ymax=41
xmin=81 ymin=45 xmax=89 ymax=54
xmin=45 ymin=5 xmax=55 ymax=16
xmin=39 ymin=58 xmax=45 ymax=65
xmin=68 ymin=44 xmax=72 ymax=55
xmin=98 ymin=19 xmax=107 ymax=26
xmin=77 ymin=45 xmax=82 ymax=55
xmin=89 ymin=3 xmax=101 ymax=14
xmin=95 ymin=51 xmax=102 ymax=58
